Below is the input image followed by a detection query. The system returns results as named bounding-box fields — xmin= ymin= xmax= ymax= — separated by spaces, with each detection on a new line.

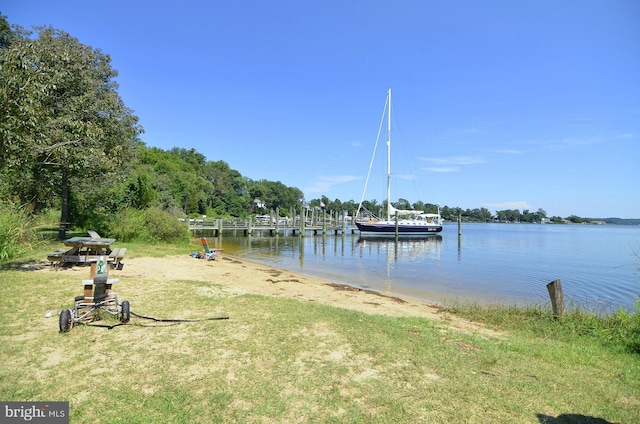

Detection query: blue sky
xmin=4 ymin=1 xmax=639 ymax=218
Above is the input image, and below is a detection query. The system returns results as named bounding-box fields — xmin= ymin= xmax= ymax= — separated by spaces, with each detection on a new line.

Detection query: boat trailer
xmin=59 ymin=256 xmax=129 ymax=332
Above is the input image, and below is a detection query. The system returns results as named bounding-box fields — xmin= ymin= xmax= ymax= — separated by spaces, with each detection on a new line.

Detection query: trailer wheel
xmin=120 ymin=301 xmax=130 ymax=323
xmin=59 ymin=309 xmax=72 ymax=332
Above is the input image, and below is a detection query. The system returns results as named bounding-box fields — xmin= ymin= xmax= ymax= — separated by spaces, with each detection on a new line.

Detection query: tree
xmin=0 ymin=25 xmax=143 ymax=238
xmin=0 ymin=13 xmax=12 ymax=48
xmin=496 ymin=209 xmax=521 ymax=223
xmin=567 ymin=215 xmax=583 ymax=224
xmin=477 ymin=207 xmax=492 ymax=222
xmin=439 ymin=206 xmax=462 ymax=221
xmin=394 ymin=198 xmax=411 ymax=210
xmin=521 ymin=209 xmax=534 ymax=223
xmin=268 ymin=181 xmax=303 ymax=212
xmin=204 ymin=160 xmax=248 ymax=216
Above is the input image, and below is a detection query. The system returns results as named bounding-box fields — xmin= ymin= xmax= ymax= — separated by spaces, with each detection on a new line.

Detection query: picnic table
xmin=47 ymin=234 xmax=127 ymax=268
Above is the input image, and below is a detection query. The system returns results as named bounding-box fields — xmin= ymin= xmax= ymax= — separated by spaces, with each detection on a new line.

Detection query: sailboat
xmin=355 ymin=89 xmax=443 ymax=238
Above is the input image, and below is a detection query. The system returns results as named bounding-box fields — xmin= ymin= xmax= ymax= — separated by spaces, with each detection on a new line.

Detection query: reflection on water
xmin=356 ymin=236 xmax=443 ymax=263
xmin=197 ymin=224 xmax=640 ymax=312
xmin=353 ymin=237 xmax=444 ymax=295
xmin=208 ymin=233 xmax=443 ymax=267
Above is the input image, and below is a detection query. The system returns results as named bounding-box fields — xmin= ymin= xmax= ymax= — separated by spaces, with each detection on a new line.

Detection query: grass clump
xmin=444 ymin=299 xmax=640 ymax=354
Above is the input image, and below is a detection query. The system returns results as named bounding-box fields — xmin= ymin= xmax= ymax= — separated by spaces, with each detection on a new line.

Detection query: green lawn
xmin=1 ymin=243 xmax=638 ymax=423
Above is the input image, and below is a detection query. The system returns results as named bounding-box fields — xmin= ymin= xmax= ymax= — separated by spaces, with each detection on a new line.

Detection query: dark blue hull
xmin=355 ymin=221 xmax=443 ymax=237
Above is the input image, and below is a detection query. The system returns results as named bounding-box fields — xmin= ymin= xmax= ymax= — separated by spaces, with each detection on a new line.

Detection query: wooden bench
xmin=109 ymin=247 xmax=127 ymax=269
xmin=47 ymin=249 xmax=69 ymax=263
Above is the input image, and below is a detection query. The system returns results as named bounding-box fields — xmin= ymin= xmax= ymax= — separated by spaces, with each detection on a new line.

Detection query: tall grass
xmin=0 ymin=202 xmax=38 ymax=261
xmin=31 ymin=208 xmax=61 ymax=228
xmin=445 ymin=299 xmax=640 ymax=354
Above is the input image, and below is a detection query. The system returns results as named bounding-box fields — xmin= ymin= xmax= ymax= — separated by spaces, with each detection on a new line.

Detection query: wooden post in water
xmin=299 ymin=208 xmax=305 ymax=236
xmin=395 ymin=210 xmax=399 ymax=241
xmin=457 ymin=214 xmax=462 ymax=251
xmin=546 ymin=279 xmax=565 ymax=317
xmin=322 ymin=208 xmax=327 ymax=234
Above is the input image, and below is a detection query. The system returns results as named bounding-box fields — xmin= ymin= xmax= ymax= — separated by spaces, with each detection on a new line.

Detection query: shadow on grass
xmin=1 ymin=229 xmax=100 ymax=272
xmin=538 ymin=413 xmax=614 ymax=423
xmin=0 ymin=259 xmax=52 ymax=272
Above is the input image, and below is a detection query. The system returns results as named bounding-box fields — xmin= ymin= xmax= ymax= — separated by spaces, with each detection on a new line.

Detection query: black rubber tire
xmin=59 ymin=309 xmax=72 ymax=332
xmin=120 ymin=300 xmax=130 ymax=323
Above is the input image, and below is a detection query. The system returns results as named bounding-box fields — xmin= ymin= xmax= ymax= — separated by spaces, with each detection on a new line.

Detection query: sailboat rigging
xmin=355 ymin=89 xmax=443 ymax=238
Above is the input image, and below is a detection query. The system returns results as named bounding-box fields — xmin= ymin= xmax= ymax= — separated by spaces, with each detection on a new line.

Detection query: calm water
xmin=203 ymin=223 xmax=640 ymax=312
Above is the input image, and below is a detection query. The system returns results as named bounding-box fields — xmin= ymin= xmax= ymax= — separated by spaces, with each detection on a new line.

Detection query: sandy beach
xmin=52 ymin=253 xmax=499 ymax=336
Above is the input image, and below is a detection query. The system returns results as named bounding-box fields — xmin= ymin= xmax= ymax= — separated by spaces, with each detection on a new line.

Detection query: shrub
xmin=106 ymin=207 xmax=189 ymax=243
xmin=143 ymin=207 xmax=190 ymax=243
xmin=611 ymin=300 xmax=640 ymax=353
xmin=107 ymin=208 xmax=148 ymax=242
xmin=0 ymin=203 xmax=38 ymax=261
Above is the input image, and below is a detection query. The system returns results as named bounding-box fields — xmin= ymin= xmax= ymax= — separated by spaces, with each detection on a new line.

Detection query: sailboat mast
xmin=386 ymin=88 xmax=392 ymax=221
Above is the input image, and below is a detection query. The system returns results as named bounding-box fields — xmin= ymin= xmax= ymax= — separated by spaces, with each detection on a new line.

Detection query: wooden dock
xmin=188 ymin=218 xmax=358 ymax=237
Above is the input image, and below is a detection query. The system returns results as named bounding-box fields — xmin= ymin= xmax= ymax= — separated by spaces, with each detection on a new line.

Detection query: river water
xmin=202 ymin=223 xmax=640 ymax=313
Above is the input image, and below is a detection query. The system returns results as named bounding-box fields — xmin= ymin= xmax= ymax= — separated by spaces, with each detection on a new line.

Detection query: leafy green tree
xmin=340 ymin=199 xmax=358 ymax=216
xmin=521 ymin=209 xmax=534 ymax=223
xmin=327 ymin=198 xmax=343 ymax=214
xmin=460 ymin=207 xmax=491 ymax=222
xmin=0 ymin=13 xmax=12 ymax=48
xmin=254 ymin=180 xmax=303 ymax=213
xmin=0 ymin=25 xmax=142 ymax=238
xmin=496 ymin=209 xmax=521 ymax=223
xmin=440 ymin=206 xmax=461 ymax=221
xmin=394 ymin=198 xmax=411 ymax=210
xmin=439 ymin=205 xmax=451 ymax=221
xmin=478 ymin=207 xmax=492 ymax=222
xmin=204 ymin=160 xmax=249 ymax=216
xmin=358 ymin=199 xmax=381 ymax=217
xmin=138 ymin=146 xmax=213 ymax=216
xmin=171 ymin=147 xmax=206 ymax=173
xmin=567 ymin=215 xmax=583 ymax=224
